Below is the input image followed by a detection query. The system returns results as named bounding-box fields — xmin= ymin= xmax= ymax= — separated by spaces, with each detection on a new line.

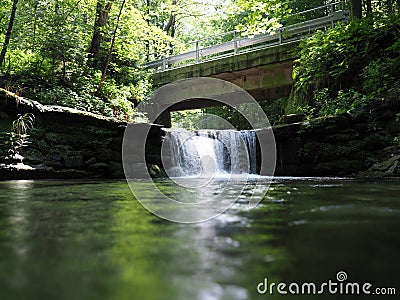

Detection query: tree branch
xmin=96 ymin=0 xmax=126 ymax=95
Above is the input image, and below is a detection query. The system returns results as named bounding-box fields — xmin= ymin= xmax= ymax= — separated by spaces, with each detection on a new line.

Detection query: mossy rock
xmin=148 ymin=164 xmax=166 ymax=178
xmin=366 ymin=154 xmax=400 ymax=177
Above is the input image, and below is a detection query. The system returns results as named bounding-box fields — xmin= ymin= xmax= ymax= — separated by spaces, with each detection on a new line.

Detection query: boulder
xmin=63 ymin=156 xmax=83 ymax=169
xmin=368 ymin=155 xmax=400 ymax=176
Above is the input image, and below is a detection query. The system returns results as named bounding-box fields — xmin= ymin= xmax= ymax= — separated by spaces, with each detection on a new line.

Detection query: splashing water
xmin=163 ymin=129 xmax=257 ymax=178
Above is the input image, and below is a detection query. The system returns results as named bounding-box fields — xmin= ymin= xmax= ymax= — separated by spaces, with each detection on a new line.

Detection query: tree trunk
xmin=350 ymin=0 xmax=362 ymax=18
xmin=145 ymin=0 xmax=150 ymax=61
xmin=164 ymin=0 xmax=176 ymax=56
xmin=32 ymin=1 xmax=38 ymax=50
xmin=386 ymin=0 xmax=394 ymax=13
xmin=366 ymin=0 xmax=372 ymax=16
xmin=0 ymin=0 xmax=19 ymax=67
xmin=96 ymin=0 xmax=126 ymax=95
xmin=88 ymin=0 xmax=112 ymax=68
xmin=164 ymin=14 xmax=176 ymax=35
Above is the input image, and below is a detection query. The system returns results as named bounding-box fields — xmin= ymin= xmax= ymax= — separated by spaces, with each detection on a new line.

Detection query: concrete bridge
xmin=145 ymin=2 xmax=349 ymax=126
xmin=153 ymin=42 xmax=297 ymax=105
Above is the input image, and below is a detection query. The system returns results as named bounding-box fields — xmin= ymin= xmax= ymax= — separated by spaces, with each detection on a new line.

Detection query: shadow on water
xmin=0 ymin=179 xmax=399 ymax=299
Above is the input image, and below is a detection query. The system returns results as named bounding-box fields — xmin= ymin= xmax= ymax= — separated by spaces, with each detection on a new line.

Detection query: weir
xmin=163 ymin=129 xmax=258 ymax=177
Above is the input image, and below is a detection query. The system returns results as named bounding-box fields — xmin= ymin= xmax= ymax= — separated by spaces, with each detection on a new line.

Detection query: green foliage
xmin=363 ymin=39 xmax=400 ymax=95
xmin=38 ymin=85 xmax=112 ymax=116
xmin=1 ymin=113 xmax=35 ymax=156
xmin=258 ymin=97 xmax=288 ymax=125
xmin=0 ymin=0 xmax=179 ymax=120
xmin=171 ymin=110 xmax=206 ymax=130
xmin=172 ymin=105 xmax=256 ymax=130
xmin=286 ymin=103 xmax=317 ymax=121
xmin=0 ymin=0 xmax=399 ymax=124
xmin=231 ymin=0 xmax=288 ymax=35
xmin=292 ymin=13 xmax=400 ymax=117
xmin=203 ymin=106 xmax=253 ymax=130
xmin=319 ymin=89 xmax=371 ymax=115
xmin=226 ymin=0 xmax=327 ymax=36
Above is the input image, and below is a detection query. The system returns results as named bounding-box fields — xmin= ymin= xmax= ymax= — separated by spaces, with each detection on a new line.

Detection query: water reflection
xmin=0 ymin=179 xmax=399 ymax=299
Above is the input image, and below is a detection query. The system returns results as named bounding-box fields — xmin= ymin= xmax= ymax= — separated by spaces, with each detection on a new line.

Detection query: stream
xmin=0 ymin=178 xmax=399 ymax=299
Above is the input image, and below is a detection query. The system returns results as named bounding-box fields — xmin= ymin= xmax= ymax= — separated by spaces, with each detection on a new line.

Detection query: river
xmin=0 ymin=179 xmax=399 ymax=299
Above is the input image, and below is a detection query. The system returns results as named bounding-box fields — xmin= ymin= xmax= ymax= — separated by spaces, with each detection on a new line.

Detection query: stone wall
xmin=0 ymin=89 xmax=163 ymax=179
xmin=269 ymin=97 xmax=400 ymax=177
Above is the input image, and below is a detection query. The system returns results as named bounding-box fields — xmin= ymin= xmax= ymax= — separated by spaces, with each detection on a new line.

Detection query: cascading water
xmin=163 ymin=128 xmax=257 ymax=177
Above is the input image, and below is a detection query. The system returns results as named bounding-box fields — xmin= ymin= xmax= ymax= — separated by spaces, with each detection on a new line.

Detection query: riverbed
xmin=0 ymin=179 xmax=399 ymax=299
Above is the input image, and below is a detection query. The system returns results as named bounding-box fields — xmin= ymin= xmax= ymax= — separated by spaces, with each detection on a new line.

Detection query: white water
xmin=163 ymin=129 xmax=257 ymax=177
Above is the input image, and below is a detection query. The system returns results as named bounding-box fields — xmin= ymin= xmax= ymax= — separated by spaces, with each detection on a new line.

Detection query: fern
xmin=2 ymin=113 xmax=35 ymax=156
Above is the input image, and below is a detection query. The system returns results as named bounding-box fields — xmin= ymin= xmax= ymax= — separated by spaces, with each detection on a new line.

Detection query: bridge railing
xmin=145 ymin=1 xmax=348 ymax=72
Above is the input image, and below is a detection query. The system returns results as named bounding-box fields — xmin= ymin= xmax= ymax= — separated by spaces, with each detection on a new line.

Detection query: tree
xmin=350 ymin=0 xmax=362 ymax=18
xmin=96 ymin=0 xmax=126 ymax=94
xmin=0 ymin=0 xmax=19 ymax=67
xmin=366 ymin=0 xmax=372 ymax=16
xmin=164 ymin=0 xmax=177 ymax=38
xmin=88 ymin=0 xmax=112 ymax=68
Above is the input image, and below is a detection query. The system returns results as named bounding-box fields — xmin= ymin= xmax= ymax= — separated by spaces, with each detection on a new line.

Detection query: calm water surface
xmin=0 ymin=179 xmax=399 ymax=300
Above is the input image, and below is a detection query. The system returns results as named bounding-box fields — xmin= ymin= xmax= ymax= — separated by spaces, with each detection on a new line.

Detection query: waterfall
xmin=163 ymin=129 xmax=257 ymax=177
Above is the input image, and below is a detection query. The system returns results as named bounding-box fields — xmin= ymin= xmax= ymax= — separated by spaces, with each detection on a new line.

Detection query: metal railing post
xmin=195 ymin=41 xmax=199 ymax=63
xmin=162 ymin=56 xmax=166 ymax=71
xmin=279 ymin=28 xmax=282 ymax=44
xmin=233 ymin=31 xmax=238 ymax=54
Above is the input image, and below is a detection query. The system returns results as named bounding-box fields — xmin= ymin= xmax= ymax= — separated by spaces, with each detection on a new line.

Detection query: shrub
xmin=291 ymin=14 xmax=400 ymax=116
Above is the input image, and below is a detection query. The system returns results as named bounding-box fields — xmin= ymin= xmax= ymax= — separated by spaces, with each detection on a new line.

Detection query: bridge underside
xmin=212 ymin=61 xmax=294 ymax=102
